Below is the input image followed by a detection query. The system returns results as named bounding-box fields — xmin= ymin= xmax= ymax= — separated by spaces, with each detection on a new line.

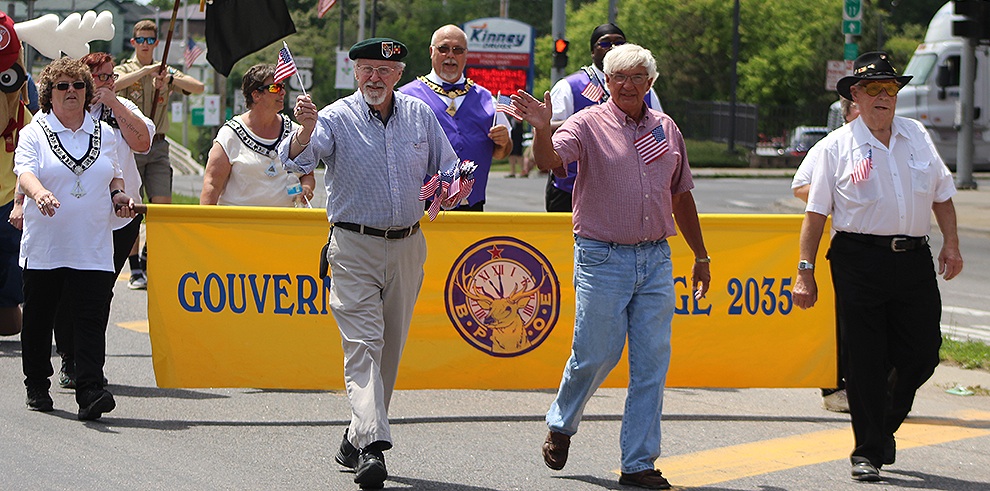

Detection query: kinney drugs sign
xmin=463 ymin=17 xmax=534 ymax=95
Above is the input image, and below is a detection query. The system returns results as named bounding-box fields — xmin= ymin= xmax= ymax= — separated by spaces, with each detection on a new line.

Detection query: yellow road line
xmin=117 ymin=320 xmax=149 ymax=333
xmin=648 ymin=410 xmax=990 ymax=487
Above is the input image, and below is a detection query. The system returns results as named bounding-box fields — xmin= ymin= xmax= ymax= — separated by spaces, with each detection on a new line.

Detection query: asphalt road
xmin=1 ymin=173 xmax=987 ymax=490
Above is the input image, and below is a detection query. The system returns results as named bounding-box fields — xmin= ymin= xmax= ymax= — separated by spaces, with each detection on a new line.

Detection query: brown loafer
xmin=542 ymin=431 xmax=570 ymax=470
xmin=619 ymin=469 xmax=671 ymax=489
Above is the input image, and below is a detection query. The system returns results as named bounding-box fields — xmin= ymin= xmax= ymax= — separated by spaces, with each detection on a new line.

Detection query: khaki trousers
xmin=328 ymin=227 xmax=426 ymax=451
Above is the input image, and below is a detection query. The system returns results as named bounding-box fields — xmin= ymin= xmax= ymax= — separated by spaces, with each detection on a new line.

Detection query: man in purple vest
xmin=546 ymin=23 xmax=663 ymax=212
xmin=399 ymin=24 xmax=512 ymax=211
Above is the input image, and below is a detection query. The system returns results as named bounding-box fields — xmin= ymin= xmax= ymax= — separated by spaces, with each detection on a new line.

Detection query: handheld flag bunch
xmin=420 ymin=160 xmax=478 ymax=220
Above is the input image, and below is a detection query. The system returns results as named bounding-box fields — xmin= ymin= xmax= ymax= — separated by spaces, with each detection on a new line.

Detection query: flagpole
xmin=282 ymin=42 xmax=308 ymax=98
xmin=150 ymin=0 xmax=182 ymax=122
xmin=182 ymin=1 xmax=189 ymax=148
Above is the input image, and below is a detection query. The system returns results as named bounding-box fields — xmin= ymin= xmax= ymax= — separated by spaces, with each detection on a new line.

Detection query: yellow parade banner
xmin=146 ymin=206 xmax=835 ymax=390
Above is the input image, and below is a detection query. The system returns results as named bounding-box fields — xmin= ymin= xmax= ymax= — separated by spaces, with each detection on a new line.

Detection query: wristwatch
xmin=797 ymin=260 xmax=815 ymax=271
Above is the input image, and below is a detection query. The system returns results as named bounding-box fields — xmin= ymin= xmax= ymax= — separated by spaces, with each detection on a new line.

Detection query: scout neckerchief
xmin=418 ymin=76 xmax=475 ymax=116
xmin=224 ymin=113 xmax=293 ymax=176
xmin=38 ymin=115 xmax=102 ymax=198
xmin=580 ymin=66 xmax=609 ymax=104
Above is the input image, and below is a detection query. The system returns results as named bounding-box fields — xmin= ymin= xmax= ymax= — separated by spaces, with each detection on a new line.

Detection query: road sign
xmin=842 ymin=20 xmax=862 ymax=35
xmin=844 ymin=42 xmax=859 ymax=60
xmin=843 ymin=0 xmax=862 ymax=20
xmin=826 ymin=60 xmax=855 ymax=90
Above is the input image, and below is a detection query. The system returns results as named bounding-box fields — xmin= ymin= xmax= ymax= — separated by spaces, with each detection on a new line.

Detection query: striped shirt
xmin=553 ymin=100 xmax=694 ymax=245
xmin=279 ymin=91 xmax=459 ymax=229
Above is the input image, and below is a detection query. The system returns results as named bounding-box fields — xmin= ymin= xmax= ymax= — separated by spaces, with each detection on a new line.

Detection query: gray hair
xmin=603 ymin=43 xmax=657 ymax=84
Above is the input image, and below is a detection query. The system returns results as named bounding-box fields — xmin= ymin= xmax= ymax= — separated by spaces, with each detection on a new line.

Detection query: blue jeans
xmin=546 ymin=236 xmax=675 ymax=474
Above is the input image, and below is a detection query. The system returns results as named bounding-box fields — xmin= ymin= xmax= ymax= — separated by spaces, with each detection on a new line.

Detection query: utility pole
xmin=728 ymin=0 xmax=740 ymax=152
xmin=551 ymin=0 xmax=566 ymax=85
xmin=955 ymin=36 xmax=977 ymax=189
xmin=608 ymin=0 xmax=617 ymax=24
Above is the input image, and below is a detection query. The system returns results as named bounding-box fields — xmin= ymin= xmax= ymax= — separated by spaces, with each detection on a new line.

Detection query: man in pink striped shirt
xmin=513 ymin=44 xmax=710 ymax=490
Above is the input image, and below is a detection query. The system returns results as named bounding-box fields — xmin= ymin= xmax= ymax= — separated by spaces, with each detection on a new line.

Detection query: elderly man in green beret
xmin=280 ymin=38 xmax=460 ymax=489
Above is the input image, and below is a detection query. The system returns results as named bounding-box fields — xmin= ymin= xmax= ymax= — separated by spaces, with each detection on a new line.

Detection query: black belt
xmin=334 ymin=222 xmax=420 ymax=240
xmin=152 ymin=134 xmax=166 ymax=143
xmin=837 ymin=232 xmax=929 ymax=252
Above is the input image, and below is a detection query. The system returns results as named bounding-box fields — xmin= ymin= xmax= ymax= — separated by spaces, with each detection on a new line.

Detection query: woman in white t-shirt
xmin=201 ymin=64 xmax=314 ymax=207
xmin=13 ymin=58 xmax=136 ymax=420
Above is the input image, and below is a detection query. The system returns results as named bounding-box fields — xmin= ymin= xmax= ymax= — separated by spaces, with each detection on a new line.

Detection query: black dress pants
xmin=544 ymin=174 xmax=572 ymax=212
xmin=53 ymin=216 xmax=142 ymax=364
xmin=827 ymin=233 xmax=942 ymax=467
xmin=21 ymin=267 xmax=116 ymax=403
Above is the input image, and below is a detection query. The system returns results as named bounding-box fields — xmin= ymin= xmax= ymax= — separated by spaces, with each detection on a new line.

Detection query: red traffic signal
xmin=554 ymin=39 xmax=569 ymax=54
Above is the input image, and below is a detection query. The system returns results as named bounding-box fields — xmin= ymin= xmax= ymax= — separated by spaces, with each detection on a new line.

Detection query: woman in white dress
xmin=201 ymin=64 xmax=315 ymax=206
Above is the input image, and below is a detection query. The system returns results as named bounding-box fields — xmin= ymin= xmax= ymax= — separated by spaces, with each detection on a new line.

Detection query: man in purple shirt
xmin=513 ymin=44 xmax=711 ymax=489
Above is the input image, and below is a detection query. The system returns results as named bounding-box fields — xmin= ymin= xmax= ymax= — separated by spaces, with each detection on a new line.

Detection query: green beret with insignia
xmin=348 ymin=38 xmax=408 ymax=62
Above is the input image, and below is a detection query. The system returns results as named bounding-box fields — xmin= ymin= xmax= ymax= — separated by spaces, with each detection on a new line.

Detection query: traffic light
xmin=553 ymin=38 xmax=569 ymax=69
xmin=953 ymin=0 xmax=990 ymax=41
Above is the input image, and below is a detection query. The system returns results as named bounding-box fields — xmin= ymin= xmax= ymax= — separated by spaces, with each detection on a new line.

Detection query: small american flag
xmin=495 ymin=92 xmax=522 ymax=120
xmin=183 ymin=38 xmax=204 ymax=69
xmin=634 ymin=125 xmax=669 ymax=165
xmin=851 ymin=149 xmax=873 ymax=184
xmin=317 ymin=0 xmax=337 ymax=18
xmin=580 ymin=80 xmax=604 ymax=103
xmin=274 ymin=45 xmax=298 ymax=83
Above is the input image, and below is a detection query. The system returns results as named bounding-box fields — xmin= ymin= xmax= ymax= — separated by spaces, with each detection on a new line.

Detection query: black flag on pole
xmin=205 ymin=0 xmax=296 ymax=77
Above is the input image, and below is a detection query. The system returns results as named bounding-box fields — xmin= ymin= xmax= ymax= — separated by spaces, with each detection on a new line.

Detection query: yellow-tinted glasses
xmin=859 ymin=81 xmax=901 ymax=97
xmin=257 ymin=83 xmax=285 ymax=93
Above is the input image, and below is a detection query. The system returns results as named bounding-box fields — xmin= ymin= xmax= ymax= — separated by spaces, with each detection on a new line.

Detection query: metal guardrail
xmin=165 ymin=136 xmax=205 ymax=176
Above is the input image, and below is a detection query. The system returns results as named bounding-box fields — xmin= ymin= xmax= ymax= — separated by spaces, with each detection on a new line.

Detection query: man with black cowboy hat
xmin=544 ymin=23 xmax=662 ymax=212
xmin=793 ymin=51 xmax=963 ymax=482
xmin=280 ymin=37 xmax=460 ymax=490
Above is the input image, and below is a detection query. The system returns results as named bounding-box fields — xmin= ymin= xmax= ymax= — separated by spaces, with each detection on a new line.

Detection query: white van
xmin=897 ymin=1 xmax=989 ymax=168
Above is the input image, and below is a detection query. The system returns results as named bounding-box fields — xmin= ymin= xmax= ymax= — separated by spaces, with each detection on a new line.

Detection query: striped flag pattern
xmin=634 ymin=125 xmax=669 ymax=165
xmin=183 ymin=38 xmax=204 ymax=69
xmin=851 ymin=149 xmax=873 ymax=184
xmin=317 ymin=0 xmax=337 ymax=18
xmin=495 ymin=92 xmax=522 ymax=120
xmin=274 ymin=46 xmax=298 ymax=83
xmin=580 ymin=80 xmax=604 ymax=103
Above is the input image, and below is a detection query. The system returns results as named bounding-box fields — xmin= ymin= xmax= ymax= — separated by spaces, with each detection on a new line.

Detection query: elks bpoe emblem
xmin=381 ymin=41 xmax=395 ymax=59
xmin=445 ymin=237 xmax=560 ymax=357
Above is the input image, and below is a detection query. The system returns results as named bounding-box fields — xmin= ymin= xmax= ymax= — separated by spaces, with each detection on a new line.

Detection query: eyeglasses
xmin=355 ymin=65 xmax=398 ymax=78
xmin=597 ymin=40 xmax=626 ymax=49
xmin=859 ymin=81 xmax=901 ymax=97
xmin=433 ymin=45 xmax=466 ymax=55
xmin=257 ymin=83 xmax=285 ymax=93
xmin=93 ymin=73 xmax=118 ymax=82
xmin=54 ymin=81 xmax=87 ymax=91
xmin=610 ymin=73 xmax=649 ymax=85
xmin=133 ymin=36 xmax=157 ymax=45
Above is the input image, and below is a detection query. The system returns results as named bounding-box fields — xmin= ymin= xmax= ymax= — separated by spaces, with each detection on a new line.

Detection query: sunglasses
xmin=859 ymin=81 xmax=901 ymax=97
xmin=433 ymin=45 xmax=466 ymax=55
xmin=133 ymin=36 xmax=157 ymax=45
xmin=93 ymin=73 xmax=118 ymax=82
xmin=597 ymin=40 xmax=626 ymax=49
xmin=257 ymin=83 xmax=285 ymax=93
xmin=54 ymin=81 xmax=87 ymax=91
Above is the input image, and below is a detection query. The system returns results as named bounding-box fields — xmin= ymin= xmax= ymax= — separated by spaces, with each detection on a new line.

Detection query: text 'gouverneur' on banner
xmin=145 ymin=206 xmax=835 ymax=390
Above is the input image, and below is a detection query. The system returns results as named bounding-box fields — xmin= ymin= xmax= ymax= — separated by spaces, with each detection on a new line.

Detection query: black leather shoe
xmin=334 ymin=429 xmax=359 ymax=469
xmin=26 ymin=387 xmax=54 ymax=412
xmin=882 ymin=437 xmax=896 ymax=465
xmin=77 ymin=389 xmax=116 ymax=421
xmin=354 ymin=446 xmax=387 ymax=489
xmin=542 ymin=431 xmax=570 ymax=470
xmin=851 ymin=460 xmax=881 ymax=482
xmin=619 ymin=469 xmax=671 ymax=489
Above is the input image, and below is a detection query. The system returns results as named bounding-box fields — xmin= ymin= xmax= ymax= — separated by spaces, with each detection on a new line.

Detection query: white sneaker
xmin=822 ymin=389 xmax=850 ymax=413
xmin=128 ymin=272 xmax=148 ymax=290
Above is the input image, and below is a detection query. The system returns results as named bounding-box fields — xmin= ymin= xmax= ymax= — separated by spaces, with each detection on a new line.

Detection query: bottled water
xmin=285 ymin=174 xmax=310 ymax=208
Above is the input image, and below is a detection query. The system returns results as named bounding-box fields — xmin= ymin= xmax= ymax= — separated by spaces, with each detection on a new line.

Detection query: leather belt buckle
xmin=890 ymin=237 xmax=910 ymax=252
xmin=383 ymin=227 xmax=406 ymax=240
